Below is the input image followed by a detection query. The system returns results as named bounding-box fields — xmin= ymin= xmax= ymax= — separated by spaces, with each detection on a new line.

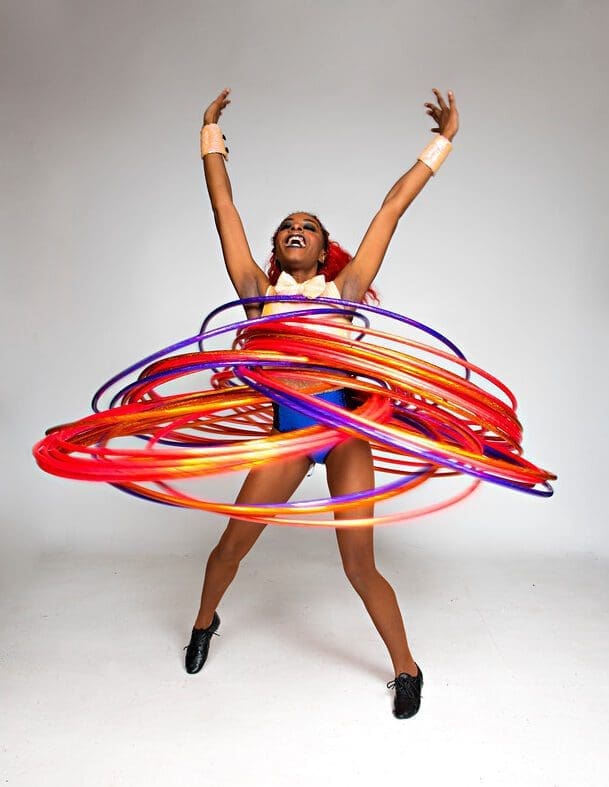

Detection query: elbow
xmin=380 ymin=197 xmax=412 ymax=224
xmin=377 ymin=201 xmax=402 ymax=227
xmin=211 ymin=199 xmax=236 ymax=218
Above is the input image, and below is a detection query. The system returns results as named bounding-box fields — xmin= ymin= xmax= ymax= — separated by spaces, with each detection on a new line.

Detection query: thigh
xmin=325 ymin=436 xmax=375 ymax=517
xmin=325 ymin=437 xmax=374 ymax=499
xmin=325 ymin=437 xmax=376 ymax=566
xmin=217 ymin=451 xmax=312 ymax=559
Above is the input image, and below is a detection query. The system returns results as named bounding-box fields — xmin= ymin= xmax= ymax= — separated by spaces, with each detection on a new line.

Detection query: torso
xmin=257 ymin=275 xmax=355 ymax=393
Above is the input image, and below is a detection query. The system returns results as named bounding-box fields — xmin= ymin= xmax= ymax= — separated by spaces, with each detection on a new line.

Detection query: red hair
xmin=266 ymin=212 xmax=379 ymax=304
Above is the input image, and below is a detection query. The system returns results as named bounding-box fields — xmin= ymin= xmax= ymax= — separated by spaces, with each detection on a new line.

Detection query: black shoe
xmin=184 ymin=612 xmax=220 ymax=674
xmin=387 ymin=664 xmax=423 ymax=719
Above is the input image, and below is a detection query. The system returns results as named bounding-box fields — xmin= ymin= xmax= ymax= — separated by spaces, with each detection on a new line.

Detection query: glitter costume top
xmin=261 ymin=272 xmax=354 ymax=392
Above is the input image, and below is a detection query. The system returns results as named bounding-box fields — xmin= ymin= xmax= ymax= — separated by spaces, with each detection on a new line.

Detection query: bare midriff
xmin=260 ymin=280 xmax=356 ymax=393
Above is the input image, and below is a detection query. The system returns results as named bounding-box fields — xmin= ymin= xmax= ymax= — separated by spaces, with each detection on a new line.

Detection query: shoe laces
xmin=387 ymin=672 xmax=419 ymax=698
xmin=183 ymin=629 xmax=220 ymax=650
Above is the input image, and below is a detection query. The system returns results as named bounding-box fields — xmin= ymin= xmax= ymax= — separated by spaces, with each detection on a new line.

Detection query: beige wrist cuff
xmin=201 ymin=123 xmax=229 ymax=161
xmin=417 ymin=135 xmax=452 ymax=174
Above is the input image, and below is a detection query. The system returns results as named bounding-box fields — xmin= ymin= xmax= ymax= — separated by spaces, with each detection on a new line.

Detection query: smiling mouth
xmin=286 ymin=234 xmax=305 ymax=248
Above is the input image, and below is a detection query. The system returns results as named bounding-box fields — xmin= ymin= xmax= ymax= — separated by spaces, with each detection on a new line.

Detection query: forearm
xmin=381 ymin=128 xmax=455 ymax=218
xmin=381 ymin=159 xmax=434 ymax=218
xmin=203 ymin=151 xmax=234 ymax=209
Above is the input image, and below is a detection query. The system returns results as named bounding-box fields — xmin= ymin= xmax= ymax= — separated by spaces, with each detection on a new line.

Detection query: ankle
xmin=194 ymin=612 xmax=215 ymax=630
xmin=394 ymin=659 xmax=418 ymax=678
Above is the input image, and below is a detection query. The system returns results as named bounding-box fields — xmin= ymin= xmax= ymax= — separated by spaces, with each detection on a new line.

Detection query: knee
xmin=211 ymin=539 xmax=247 ymax=568
xmin=342 ymin=559 xmax=379 ymax=591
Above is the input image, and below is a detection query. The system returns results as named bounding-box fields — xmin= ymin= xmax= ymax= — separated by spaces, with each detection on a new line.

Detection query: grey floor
xmin=2 ymin=535 xmax=608 ymax=786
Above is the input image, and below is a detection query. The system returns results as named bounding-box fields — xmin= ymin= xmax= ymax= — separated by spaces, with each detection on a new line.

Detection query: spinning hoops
xmin=33 ymin=296 xmax=556 ymax=527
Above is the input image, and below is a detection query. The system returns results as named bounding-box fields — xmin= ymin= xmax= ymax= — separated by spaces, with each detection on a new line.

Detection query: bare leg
xmin=194 ymin=454 xmax=311 ymax=628
xmin=325 ymin=438 xmax=418 ymax=677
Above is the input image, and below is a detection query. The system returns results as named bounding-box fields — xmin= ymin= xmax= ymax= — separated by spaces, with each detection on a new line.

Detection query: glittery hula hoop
xmin=33 ymin=295 xmax=556 ymax=527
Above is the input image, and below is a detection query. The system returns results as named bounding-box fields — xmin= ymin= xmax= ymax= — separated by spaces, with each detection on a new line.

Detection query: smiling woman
xmin=266 ymin=212 xmax=379 ymax=304
xmin=33 ymin=83 xmax=555 ymax=719
xmin=190 ymin=85 xmax=461 ymax=719
xmin=273 ymin=213 xmax=328 ymax=274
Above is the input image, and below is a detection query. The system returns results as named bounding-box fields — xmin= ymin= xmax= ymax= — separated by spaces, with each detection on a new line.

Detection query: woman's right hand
xmin=203 ymin=88 xmax=231 ymax=126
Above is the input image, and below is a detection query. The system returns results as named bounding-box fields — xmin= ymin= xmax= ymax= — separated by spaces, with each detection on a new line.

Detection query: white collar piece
xmin=273 ymin=271 xmax=327 ymax=298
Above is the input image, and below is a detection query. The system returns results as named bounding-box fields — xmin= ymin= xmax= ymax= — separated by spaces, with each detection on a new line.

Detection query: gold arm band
xmin=417 ymin=135 xmax=452 ymax=174
xmin=200 ymin=123 xmax=228 ymax=161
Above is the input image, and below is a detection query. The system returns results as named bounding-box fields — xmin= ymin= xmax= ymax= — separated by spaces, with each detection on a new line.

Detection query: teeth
xmin=287 ymin=235 xmax=305 ymax=247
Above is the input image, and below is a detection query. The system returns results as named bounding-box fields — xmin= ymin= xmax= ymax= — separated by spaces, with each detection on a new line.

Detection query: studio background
xmin=2 ymin=1 xmax=607 ymax=786
xmin=4 ymin=0 xmax=604 ymax=564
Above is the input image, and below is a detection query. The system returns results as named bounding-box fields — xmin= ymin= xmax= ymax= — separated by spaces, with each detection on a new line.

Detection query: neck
xmin=280 ymin=266 xmax=323 ymax=283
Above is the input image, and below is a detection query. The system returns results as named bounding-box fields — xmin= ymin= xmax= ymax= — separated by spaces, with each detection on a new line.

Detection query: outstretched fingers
xmin=217 ymin=87 xmax=231 ymax=109
xmin=432 ymin=87 xmax=448 ymax=110
xmin=203 ymin=88 xmax=232 ymax=125
xmin=423 ymin=88 xmax=458 ymax=139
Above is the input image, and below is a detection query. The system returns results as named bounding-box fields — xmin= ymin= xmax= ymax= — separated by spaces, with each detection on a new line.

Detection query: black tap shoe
xmin=184 ymin=612 xmax=221 ymax=674
xmin=387 ymin=664 xmax=423 ymax=719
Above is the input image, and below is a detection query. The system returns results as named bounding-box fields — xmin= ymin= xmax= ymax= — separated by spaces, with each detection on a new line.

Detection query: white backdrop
xmin=2 ymin=0 xmax=608 ymax=581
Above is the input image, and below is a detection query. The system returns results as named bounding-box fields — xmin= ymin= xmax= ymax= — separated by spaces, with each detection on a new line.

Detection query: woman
xmin=185 ymin=86 xmax=459 ymax=719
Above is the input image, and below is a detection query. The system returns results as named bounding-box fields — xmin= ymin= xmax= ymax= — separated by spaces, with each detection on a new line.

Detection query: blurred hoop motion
xmin=33 ymin=296 xmax=556 ymax=527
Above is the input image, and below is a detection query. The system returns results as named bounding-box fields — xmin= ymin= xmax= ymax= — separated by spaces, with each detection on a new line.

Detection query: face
xmin=274 ymin=213 xmax=327 ymax=273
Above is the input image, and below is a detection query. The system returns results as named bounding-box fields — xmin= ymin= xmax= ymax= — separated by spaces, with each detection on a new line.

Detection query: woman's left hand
xmin=424 ymin=88 xmax=459 ymax=141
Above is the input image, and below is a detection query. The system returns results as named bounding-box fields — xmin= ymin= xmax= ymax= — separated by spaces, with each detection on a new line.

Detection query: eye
xmin=304 ymin=222 xmax=317 ymax=232
xmin=279 ymin=221 xmax=292 ymax=231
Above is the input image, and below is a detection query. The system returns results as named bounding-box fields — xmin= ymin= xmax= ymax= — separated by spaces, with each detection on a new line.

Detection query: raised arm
xmin=335 ymin=89 xmax=459 ymax=302
xmin=201 ymin=89 xmax=269 ymax=308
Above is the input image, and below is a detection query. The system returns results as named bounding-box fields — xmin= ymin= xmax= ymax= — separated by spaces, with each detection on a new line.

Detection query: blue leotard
xmin=272 ymin=388 xmax=350 ymax=464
